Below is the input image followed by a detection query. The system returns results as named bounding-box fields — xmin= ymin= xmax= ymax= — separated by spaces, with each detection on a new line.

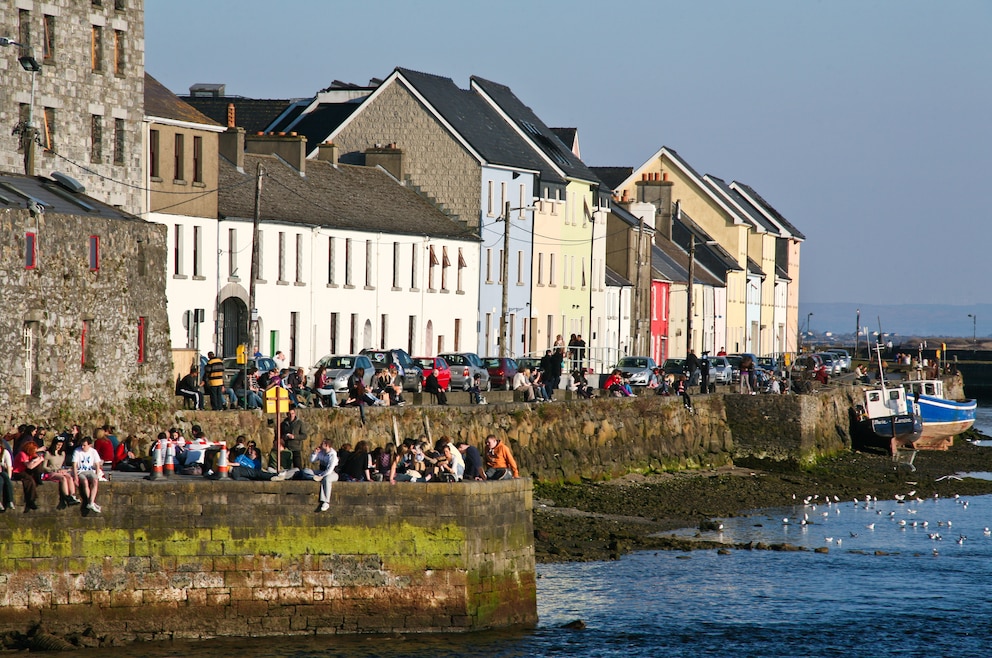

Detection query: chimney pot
xmin=662 ymin=172 xmax=669 ymax=181
xmin=642 ymin=173 xmax=648 ymax=181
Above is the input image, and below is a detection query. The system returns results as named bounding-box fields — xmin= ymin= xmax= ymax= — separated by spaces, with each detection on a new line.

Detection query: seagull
xmin=836 ymin=538 xmax=842 ymax=546
xmin=947 ymin=521 xmax=953 ymax=528
xmin=895 ymin=494 xmax=906 ymax=501
xmin=922 ymin=521 xmax=929 ymax=528
xmin=957 ymin=536 xmax=966 ymax=545
xmin=850 ymin=532 xmax=859 ymax=538
xmin=908 ymin=490 xmax=916 ymax=497
xmin=934 ymin=493 xmax=939 ymax=499
xmin=954 ymin=494 xmax=961 ymax=499
xmin=888 ymin=511 xmax=896 ymax=517
xmin=866 ymin=523 xmax=875 ymax=530
xmin=822 ymin=512 xmax=830 ymax=517
xmin=933 ymin=548 xmax=939 ymax=556
xmin=782 ymin=518 xmax=790 ymax=524
xmin=833 ymin=495 xmax=840 ymax=502
xmin=825 ymin=537 xmax=834 ymax=543
xmin=899 ymin=520 xmax=907 ymax=526
xmin=907 ymin=509 xmax=918 ymax=514
xmin=983 ymin=527 xmax=990 ymax=536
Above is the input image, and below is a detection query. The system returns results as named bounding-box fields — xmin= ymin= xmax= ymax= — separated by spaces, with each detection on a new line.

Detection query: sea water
xmin=66 ymin=493 xmax=992 ymax=657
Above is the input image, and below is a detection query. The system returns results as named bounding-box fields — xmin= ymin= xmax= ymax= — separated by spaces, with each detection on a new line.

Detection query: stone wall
xmin=0 ymin=479 xmax=535 ymax=641
xmin=0 ymin=206 xmax=172 ymax=421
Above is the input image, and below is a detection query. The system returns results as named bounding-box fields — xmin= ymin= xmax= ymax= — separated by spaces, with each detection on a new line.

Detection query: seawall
xmin=0 ymin=479 xmax=535 ymax=642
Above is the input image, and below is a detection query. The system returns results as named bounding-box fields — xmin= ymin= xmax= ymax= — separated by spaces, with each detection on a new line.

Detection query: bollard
xmin=147 ymin=439 xmax=164 ymax=480
xmin=216 ymin=444 xmax=230 ymax=479
xmin=164 ymin=442 xmax=176 ymax=477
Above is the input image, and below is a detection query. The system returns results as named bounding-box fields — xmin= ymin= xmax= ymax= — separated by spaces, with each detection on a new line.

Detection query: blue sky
xmin=146 ymin=0 xmax=991 ymax=308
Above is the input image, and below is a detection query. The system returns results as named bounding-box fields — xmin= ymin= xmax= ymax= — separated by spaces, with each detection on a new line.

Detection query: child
xmin=468 ymin=374 xmax=486 ymax=405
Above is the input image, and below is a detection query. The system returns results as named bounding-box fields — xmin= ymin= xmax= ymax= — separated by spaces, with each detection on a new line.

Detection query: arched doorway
xmin=425 ymin=320 xmax=434 ymax=355
xmin=362 ymin=319 xmax=373 ymax=350
xmin=219 ymin=297 xmax=249 ymax=358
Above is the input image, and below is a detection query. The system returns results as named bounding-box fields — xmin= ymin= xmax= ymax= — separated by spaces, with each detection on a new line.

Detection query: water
xmin=971 ymin=400 xmax=992 ymax=446
xmin=66 ymin=494 xmax=992 ymax=658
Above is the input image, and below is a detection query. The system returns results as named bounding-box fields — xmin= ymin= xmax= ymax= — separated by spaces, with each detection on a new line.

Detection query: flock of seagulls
xmin=775 ymin=486 xmax=990 ymax=556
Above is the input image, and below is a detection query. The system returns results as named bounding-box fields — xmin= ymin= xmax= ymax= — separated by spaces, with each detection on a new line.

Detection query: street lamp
xmin=968 ymin=313 xmax=977 ymax=350
xmin=805 ymin=312 xmax=814 ymax=351
xmin=15 ymin=50 xmax=42 ymax=176
xmin=498 ymin=200 xmax=535 ymax=357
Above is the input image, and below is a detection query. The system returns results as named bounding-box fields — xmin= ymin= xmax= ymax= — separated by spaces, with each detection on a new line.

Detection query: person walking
xmin=699 ymin=352 xmax=711 ymax=394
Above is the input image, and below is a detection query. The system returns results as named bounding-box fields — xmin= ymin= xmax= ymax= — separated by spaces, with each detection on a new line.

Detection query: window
xmin=457 ymin=248 xmax=466 ymax=293
xmin=114 ymin=118 xmax=125 ymax=165
xmin=42 ymin=108 xmax=55 ymax=152
xmin=43 ymin=15 xmax=55 ymax=62
xmin=365 ymin=240 xmax=372 ymax=287
xmin=137 ymin=317 xmax=146 ymax=364
xmin=344 ymin=238 xmax=352 ymax=286
xmin=89 ymin=235 xmax=100 ymax=271
xmin=454 ymin=318 xmax=461 ymax=351
xmin=81 ymin=320 xmax=91 ymax=367
xmin=228 ymin=228 xmax=237 ymax=278
xmin=173 ymin=224 xmax=183 ymax=275
xmin=192 ymin=226 xmax=202 ymax=277
xmin=485 ymin=248 xmax=492 ymax=283
xmin=537 ymin=252 xmax=544 ymax=285
xmin=149 ymin=129 xmax=160 ymax=178
xmin=500 ymin=181 xmax=507 ymax=209
xmin=410 ymin=244 xmax=418 ymax=289
xmin=487 ymin=180 xmax=494 ymax=216
xmin=277 ymin=231 xmax=286 ymax=281
xmin=329 ymin=312 xmax=339 ymax=355
xmin=192 ymin=135 xmax=203 ymax=183
xmin=441 ymin=246 xmax=450 ymax=291
xmin=90 ymin=115 xmax=102 ymax=163
xmin=497 ymin=249 xmax=503 ymax=284
xmin=392 ymin=242 xmax=400 ymax=288
xmin=174 ymin=134 xmax=185 ymax=181
xmin=296 ymin=234 xmax=303 ymax=283
xmin=114 ymin=30 xmax=125 ymax=75
xmin=327 ymin=237 xmax=335 ymax=285
xmin=549 ymin=253 xmax=556 ymax=286
xmin=581 ymin=257 xmax=587 ymax=289
xmin=380 ymin=314 xmax=388 ymax=349
xmin=25 ymin=232 xmax=37 ymax=269
xmin=91 ymin=26 xmax=103 ymax=72
xmin=115 ymin=0 xmax=126 ymax=10
xmin=428 ymin=245 xmax=438 ymax=290
xmin=517 ymin=251 xmax=523 ymax=285
xmin=18 ymin=10 xmax=30 ymax=53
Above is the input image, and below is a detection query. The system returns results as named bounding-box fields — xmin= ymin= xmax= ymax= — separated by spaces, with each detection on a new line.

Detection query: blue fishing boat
xmin=901 ymin=378 xmax=976 ymax=449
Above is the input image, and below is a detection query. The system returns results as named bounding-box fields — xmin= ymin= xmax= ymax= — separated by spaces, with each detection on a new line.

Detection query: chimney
xmin=316 ymin=141 xmax=340 ymax=165
xmin=365 ymin=143 xmax=404 ymax=180
xmin=218 ymin=126 xmax=245 ymax=170
xmin=635 ymin=173 xmax=674 ymax=242
xmin=245 ymin=132 xmax=307 ymax=174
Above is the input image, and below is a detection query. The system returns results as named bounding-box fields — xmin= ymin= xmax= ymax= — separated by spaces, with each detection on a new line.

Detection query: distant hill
xmin=799 ymin=303 xmax=991 ymax=340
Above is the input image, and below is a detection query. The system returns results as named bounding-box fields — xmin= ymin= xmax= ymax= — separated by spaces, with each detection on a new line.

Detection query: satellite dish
xmin=51 ymin=171 xmax=86 ymax=194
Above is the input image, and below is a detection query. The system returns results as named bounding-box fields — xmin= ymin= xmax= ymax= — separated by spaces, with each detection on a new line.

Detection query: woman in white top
xmin=73 ymin=436 xmax=103 ymax=513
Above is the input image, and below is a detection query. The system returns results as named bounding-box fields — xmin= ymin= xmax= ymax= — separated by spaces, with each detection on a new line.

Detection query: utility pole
xmin=248 ymin=163 xmax=263 ymax=356
xmin=686 ymin=235 xmax=696 ymax=357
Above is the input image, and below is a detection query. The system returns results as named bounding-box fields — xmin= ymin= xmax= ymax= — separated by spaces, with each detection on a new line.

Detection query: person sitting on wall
xmin=44 ymin=434 xmax=81 ymax=509
xmin=572 ymin=369 xmax=595 ymax=399
xmin=456 ymin=440 xmax=486 ymax=481
xmin=12 ymin=441 xmax=45 ymax=512
xmin=424 ymin=368 xmax=448 ymax=405
xmin=483 ymin=434 xmax=519 ymax=480
xmin=93 ymin=428 xmax=115 ymax=471
xmin=72 ymin=436 xmax=104 ymax=513
xmin=603 ymin=369 xmax=632 ymax=397
xmin=675 ymin=374 xmax=694 ymax=412
xmin=339 ymin=440 xmax=372 ymax=482
xmin=310 ymin=439 xmax=339 ymax=512
xmin=177 ymin=366 xmax=204 ymax=410
xmin=468 ymin=374 xmax=486 ymax=405
xmin=389 ymin=443 xmax=421 ymax=483
xmin=512 ymin=367 xmax=539 ymax=402
xmin=387 ymin=365 xmax=407 ymax=406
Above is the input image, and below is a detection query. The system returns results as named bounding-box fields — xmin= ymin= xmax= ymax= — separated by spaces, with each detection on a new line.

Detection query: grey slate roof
xmin=651 ymin=241 xmax=724 ymax=287
xmin=604 ymin=266 xmax=632 ymax=287
xmin=705 ymin=174 xmax=780 ymax=234
xmin=610 ymin=203 xmax=643 ymax=229
xmin=182 ymin=96 xmax=294 ymax=135
xmin=395 ymin=68 xmax=562 ymax=182
xmin=730 ymin=181 xmax=806 ymax=240
xmin=746 ymin=257 xmax=766 ymax=278
xmin=551 ymin=128 xmax=578 ymax=156
xmin=278 ymin=103 xmax=361 ymax=151
xmin=672 ymin=207 xmax=742 ymax=273
xmin=145 ymin=74 xmax=220 ymax=126
xmin=218 ymin=154 xmax=479 ymax=242
xmin=0 ymin=171 xmax=140 ymax=222
xmin=590 ymin=166 xmax=634 ymax=191
xmin=471 ymin=76 xmax=601 ymax=185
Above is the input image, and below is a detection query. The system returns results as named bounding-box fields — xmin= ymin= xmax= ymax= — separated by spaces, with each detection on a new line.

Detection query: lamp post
xmin=805 ymin=312 xmax=814 ymax=351
xmin=968 ymin=313 xmax=977 ymax=351
xmin=498 ymin=200 xmax=535 ymax=357
xmin=18 ymin=52 xmax=42 ymax=176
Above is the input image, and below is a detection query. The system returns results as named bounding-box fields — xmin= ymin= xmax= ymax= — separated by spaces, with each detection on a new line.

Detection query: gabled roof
xmin=673 ymin=206 xmax=742 ymax=273
xmin=181 ymin=95 xmax=294 ymax=135
xmin=746 ymin=257 xmax=766 ymax=278
xmin=218 ymin=154 xmax=478 ymax=241
xmin=277 ymin=103 xmax=361 ymax=151
xmin=651 ymin=241 xmax=724 ymax=287
xmin=605 ymin=266 xmax=632 ymax=288
xmin=471 ymin=76 xmax=601 ymax=186
xmin=0 ymin=171 xmax=141 ymax=221
xmin=610 ymin=202 xmax=651 ymax=230
xmin=730 ymin=181 xmax=806 ymax=241
xmin=329 ymin=68 xmax=559 ymax=182
xmin=704 ymin=174 xmax=780 ymax=235
xmin=145 ymin=74 xmax=221 ymax=127
xmin=590 ymin=166 xmax=634 ymax=191
xmin=551 ymin=128 xmax=579 ymax=157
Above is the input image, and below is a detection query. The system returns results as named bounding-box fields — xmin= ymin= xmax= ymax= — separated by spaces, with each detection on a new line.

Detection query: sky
xmin=145 ymin=0 xmax=992 ymax=311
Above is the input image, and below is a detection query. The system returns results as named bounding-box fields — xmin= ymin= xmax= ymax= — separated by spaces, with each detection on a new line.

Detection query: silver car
xmin=825 ymin=349 xmax=851 ymax=372
xmin=706 ymin=355 xmax=733 ymax=385
xmin=439 ymin=352 xmax=492 ymax=391
xmin=309 ymin=354 xmax=374 ymax=394
xmin=615 ymin=356 xmax=658 ymax=387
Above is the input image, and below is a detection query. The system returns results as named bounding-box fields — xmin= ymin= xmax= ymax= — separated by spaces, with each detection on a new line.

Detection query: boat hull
xmin=913 ymin=395 xmax=976 ymax=449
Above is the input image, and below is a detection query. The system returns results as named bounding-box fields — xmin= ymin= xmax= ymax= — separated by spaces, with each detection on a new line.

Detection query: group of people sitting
xmin=0 ymin=423 xmax=137 ymax=514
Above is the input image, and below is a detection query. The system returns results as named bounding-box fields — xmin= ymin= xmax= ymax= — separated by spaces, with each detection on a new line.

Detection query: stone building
xmin=0 ymin=171 xmax=171 ymax=420
xmin=0 ymin=0 xmax=145 ymax=214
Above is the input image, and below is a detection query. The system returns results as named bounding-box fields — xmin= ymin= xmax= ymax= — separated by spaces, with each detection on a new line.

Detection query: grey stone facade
xmin=332 ymin=82 xmax=482 ymax=227
xmin=0 ymin=0 xmax=145 ymax=214
xmin=0 ymin=206 xmax=171 ymax=422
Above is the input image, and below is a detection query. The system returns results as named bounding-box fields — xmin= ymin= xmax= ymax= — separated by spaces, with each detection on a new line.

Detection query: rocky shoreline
xmin=533 ymin=431 xmax=992 ymax=562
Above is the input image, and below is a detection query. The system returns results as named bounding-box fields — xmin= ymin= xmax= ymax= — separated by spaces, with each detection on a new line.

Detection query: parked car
xmin=438 ymin=352 xmax=491 ymax=391
xmin=615 ymin=356 xmax=658 ymax=387
xmin=706 ymin=355 xmax=733 ymax=385
xmin=309 ymin=354 xmax=374 ymax=395
xmin=224 ymin=356 xmax=277 ymax=386
xmin=483 ymin=357 xmax=519 ymax=390
xmin=360 ymin=348 xmax=424 ymax=393
xmin=662 ymin=358 xmax=686 ymax=376
xmin=815 ymin=352 xmax=842 ymax=376
xmin=824 ymin=349 xmax=851 ymax=372
xmin=515 ymin=356 xmax=542 ymax=374
xmin=413 ymin=356 xmax=451 ymax=392
xmin=792 ymin=353 xmax=829 ymax=383
xmin=726 ymin=353 xmax=760 ymax=384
